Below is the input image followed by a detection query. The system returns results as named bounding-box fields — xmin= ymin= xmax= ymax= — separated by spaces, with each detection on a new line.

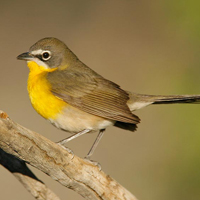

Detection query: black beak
xmin=17 ymin=52 xmax=34 ymax=61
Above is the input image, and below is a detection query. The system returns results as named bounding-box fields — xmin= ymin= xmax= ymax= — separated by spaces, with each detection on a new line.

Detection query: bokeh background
xmin=1 ymin=1 xmax=200 ymax=199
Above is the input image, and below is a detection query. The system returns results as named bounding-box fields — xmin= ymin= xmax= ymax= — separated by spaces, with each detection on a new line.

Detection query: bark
xmin=0 ymin=110 xmax=138 ymax=200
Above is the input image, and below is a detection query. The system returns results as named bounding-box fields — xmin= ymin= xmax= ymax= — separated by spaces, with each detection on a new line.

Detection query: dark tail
xmin=152 ymin=95 xmax=200 ymax=104
xmin=127 ymin=92 xmax=200 ymax=111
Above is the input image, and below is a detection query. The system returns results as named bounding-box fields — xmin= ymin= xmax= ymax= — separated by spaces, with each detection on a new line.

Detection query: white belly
xmin=49 ymin=105 xmax=114 ymax=133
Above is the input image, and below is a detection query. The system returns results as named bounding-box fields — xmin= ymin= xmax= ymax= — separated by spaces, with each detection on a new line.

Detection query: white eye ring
xmin=42 ymin=51 xmax=51 ymax=61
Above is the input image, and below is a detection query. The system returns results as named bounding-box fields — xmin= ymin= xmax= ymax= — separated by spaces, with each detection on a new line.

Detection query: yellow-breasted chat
xmin=17 ymin=37 xmax=200 ymax=159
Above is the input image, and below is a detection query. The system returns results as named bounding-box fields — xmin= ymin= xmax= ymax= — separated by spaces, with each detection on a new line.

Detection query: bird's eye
xmin=42 ymin=51 xmax=51 ymax=61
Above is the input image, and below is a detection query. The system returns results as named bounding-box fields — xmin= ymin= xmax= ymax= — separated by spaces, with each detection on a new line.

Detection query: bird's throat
xmin=27 ymin=61 xmax=66 ymax=119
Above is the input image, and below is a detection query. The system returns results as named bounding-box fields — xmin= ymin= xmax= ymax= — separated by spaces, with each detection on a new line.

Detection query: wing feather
xmin=47 ymin=66 xmax=140 ymax=124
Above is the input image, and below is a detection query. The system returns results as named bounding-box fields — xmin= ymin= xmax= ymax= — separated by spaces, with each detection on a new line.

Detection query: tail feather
xmin=127 ymin=92 xmax=200 ymax=111
xmin=114 ymin=121 xmax=137 ymax=132
xmin=152 ymin=95 xmax=200 ymax=104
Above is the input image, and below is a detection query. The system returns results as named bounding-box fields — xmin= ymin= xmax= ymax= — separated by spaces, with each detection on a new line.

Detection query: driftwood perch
xmin=0 ymin=110 xmax=138 ymax=200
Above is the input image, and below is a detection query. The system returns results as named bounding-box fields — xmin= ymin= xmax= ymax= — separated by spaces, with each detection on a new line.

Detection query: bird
xmin=17 ymin=37 xmax=200 ymax=159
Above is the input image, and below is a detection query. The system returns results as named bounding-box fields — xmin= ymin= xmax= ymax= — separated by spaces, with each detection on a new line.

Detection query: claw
xmin=84 ymin=157 xmax=102 ymax=171
xmin=57 ymin=143 xmax=74 ymax=159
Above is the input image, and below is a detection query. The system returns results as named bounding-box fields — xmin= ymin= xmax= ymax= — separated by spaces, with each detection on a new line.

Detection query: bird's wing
xmin=47 ymin=68 xmax=140 ymax=124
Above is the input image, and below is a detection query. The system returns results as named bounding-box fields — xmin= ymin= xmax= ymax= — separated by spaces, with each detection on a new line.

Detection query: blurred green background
xmin=1 ymin=1 xmax=200 ymax=199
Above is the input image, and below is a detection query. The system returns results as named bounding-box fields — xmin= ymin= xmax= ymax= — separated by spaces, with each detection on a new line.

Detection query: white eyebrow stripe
xmin=31 ymin=49 xmax=51 ymax=56
xmin=31 ymin=49 xmax=44 ymax=55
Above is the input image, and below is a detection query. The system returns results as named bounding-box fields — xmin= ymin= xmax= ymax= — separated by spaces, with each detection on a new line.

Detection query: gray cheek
xmin=47 ymin=56 xmax=62 ymax=68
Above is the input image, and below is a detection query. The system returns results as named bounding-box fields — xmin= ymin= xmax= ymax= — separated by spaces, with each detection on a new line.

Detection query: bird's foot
xmin=84 ymin=156 xmax=102 ymax=171
xmin=57 ymin=143 xmax=74 ymax=159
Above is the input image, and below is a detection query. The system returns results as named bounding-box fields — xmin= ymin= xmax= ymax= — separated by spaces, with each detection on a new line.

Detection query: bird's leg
xmin=85 ymin=129 xmax=105 ymax=160
xmin=83 ymin=129 xmax=105 ymax=170
xmin=57 ymin=129 xmax=91 ymax=145
xmin=57 ymin=129 xmax=91 ymax=157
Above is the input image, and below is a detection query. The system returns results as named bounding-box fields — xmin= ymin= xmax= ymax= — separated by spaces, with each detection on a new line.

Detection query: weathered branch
xmin=0 ymin=148 xmax=60 ymax=200
xmin=0 ymin=110 xmax=138 ymax=200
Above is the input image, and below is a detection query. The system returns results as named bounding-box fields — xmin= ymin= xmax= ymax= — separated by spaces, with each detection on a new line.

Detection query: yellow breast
xmin=27 ymin=61 xmax=67 ymax=119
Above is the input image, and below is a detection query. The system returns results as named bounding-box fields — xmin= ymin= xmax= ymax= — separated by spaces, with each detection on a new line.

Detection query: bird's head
xmin=17 ymin=37 xmax=77 ymax=72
